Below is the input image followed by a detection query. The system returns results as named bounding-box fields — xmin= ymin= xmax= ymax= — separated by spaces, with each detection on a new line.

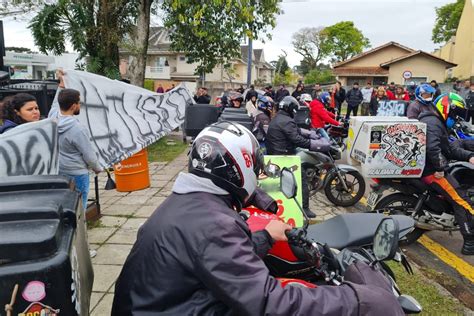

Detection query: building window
xmin=179 ymin=56 xmax=186 ymax=61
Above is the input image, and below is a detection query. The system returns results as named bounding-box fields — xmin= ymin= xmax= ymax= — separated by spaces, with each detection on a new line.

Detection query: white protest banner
xmin=0 ymin=119 xmax=59 ymax=176
xmin=53 ymin=70 xmax=194 ymax=168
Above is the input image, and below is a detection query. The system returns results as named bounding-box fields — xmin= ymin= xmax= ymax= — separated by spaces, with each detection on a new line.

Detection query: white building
xmin=4 ymin=51 xmax=80 ymax=79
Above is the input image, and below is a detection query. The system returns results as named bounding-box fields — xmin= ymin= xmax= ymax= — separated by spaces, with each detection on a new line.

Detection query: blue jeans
xmin=316 ymin=128 xmax=330 ymax=141
xmin=61 ymin=173 xmax=90 ymax=211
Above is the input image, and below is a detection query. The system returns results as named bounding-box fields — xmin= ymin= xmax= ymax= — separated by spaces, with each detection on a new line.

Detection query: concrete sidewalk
xmin=87 ymin=152 xmax=188 ymax=315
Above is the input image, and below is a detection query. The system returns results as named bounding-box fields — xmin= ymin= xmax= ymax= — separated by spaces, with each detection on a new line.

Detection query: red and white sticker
xmin=22 ymin=281 xmax=46 ymax=302
xmin=19 ymin=301 xmax=60 ymax=316
xmin=242 ymin=152 xmax=252 ymax=168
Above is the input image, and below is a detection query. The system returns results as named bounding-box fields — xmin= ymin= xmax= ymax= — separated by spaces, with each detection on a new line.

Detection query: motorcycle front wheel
xmin=374 ymin=193 xmax=426 ymax=245
xmin=324 ymin=170 xmax=365 ymax=207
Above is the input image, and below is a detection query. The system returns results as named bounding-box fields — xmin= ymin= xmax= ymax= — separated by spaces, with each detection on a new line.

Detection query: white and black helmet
xmin=189 ymin=121 xmax=263 ymax=205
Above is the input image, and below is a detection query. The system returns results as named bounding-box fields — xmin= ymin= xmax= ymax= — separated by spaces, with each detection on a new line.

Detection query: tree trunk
xmin=128 ymin=0 xmax=152 ymax=87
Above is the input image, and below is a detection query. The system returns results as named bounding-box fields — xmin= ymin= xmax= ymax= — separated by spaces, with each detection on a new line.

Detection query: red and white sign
xmin=402 ymin=70 xmax=412 ymax=79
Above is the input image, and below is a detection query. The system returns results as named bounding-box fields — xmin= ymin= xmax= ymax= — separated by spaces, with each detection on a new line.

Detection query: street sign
xmin=403 ymin=70 xmax=412 ymax=79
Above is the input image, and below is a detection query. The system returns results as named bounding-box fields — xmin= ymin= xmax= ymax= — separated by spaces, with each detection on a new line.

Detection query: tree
xmin=29 ymin=0 xmax=138 ymax=79
xmin=124 ymin=0 xmax=153 ymax=87
xmin=304 ymin=68 xmax=335 ymax=85
xmin=323 ymin=21 xmax=370 ymax=63
xmin=291 ymin=27 xmax=328 ymax=73
xmin=0 ymin=0 xmax=38 ymax=18
xmin=273 ymin=69 xmax=298 ymax=85
xmin=160 ymin=0 xmax=280 ymax=76
xmin=5 ymin=46 xmax=35 ymax=53
xmin=432 ymin=0 xmax=464 ymax=44
xmin=271 ymin=51 xmax=289 ymax=75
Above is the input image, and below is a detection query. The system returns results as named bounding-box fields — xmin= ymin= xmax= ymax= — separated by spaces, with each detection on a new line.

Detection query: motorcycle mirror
xmin=280 ymin=168 xmax=297 ymax=199
xmin=397 ymin=295 xmax=422 ymax=314
xmin=280 ymin=167 xmax=310 ymax=231
xmin=372 ymin=217 xmax=399 ymax=262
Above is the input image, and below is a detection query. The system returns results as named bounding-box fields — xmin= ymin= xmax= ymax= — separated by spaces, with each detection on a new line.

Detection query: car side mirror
xmin=373 ymin=217 xmax=399 ymax=261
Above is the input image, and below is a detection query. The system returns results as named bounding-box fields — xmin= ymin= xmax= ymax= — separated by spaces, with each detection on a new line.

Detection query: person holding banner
xmin=369 ymin=87 xmax=388 ymax=116
xmin=49 ymin=88 xmax=102 ymax=210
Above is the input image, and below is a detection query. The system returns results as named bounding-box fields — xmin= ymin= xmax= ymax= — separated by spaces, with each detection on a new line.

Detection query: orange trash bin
xmin=113 ymin=148 xmax=151 ymax=192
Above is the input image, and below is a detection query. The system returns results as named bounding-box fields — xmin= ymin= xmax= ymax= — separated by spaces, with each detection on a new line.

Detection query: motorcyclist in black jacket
xmin=112 ymin=121 xmax=405 ymax=315
xmin=266 ymin=96 xmax=330 ymax=218
xmin=419 ymin=92 xmax=474 ymax=255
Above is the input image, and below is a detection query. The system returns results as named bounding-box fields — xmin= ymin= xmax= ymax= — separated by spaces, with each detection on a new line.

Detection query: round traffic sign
xmin=403 ymin=70 xmax=412 ymax=79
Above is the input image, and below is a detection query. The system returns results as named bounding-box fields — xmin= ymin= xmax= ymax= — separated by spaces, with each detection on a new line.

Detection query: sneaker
xmin=303 ymin=208 xmax=316 ymax=219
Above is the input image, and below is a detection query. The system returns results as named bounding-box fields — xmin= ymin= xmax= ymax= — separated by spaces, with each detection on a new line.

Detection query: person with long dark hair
xmin=0 ymin=93 xmax=40 ymax=133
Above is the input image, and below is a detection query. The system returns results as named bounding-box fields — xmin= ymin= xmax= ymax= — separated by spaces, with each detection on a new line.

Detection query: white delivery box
xmin=345 ymin=116 xmax=408 ymax=166
xmin=347 ymin=116 xmax=427 ymax=178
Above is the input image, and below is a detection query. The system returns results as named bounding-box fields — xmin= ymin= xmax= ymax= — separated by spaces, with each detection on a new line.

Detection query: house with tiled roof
xmin=119 ymin=27 xmax=274 ymax=93
xmin=333 ymin=41 xmax=456 ymax=86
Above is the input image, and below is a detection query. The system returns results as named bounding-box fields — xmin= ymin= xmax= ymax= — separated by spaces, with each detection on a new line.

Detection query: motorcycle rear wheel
xmin=374 ymin=193 xmax=426 ymax=245
xmin=324 ymin=170 xmax=365 ymax=207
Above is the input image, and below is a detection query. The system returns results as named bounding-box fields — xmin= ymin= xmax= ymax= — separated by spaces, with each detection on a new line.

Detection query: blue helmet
xmin=319 ymin=92 xmax=331 ymax=105
xmin=415 ymin=84 xmax=436 ymax=105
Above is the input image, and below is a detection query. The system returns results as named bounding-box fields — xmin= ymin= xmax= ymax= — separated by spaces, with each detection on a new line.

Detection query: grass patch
xmin=147 ymin=136 xmax=188 ymax=162
xmin=387 ymin=261 xmax=465 ymax=315
xmin=87 ymin=219 xmax=105 ymax=229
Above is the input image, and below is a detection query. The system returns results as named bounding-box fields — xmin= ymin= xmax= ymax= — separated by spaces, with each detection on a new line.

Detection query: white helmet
xmin=189 ymin=121 xmax=263 ymax=206
xmin=300 ymin=93 xmax=312 ymax=103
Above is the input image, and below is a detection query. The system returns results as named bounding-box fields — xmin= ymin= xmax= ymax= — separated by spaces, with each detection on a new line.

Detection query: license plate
xmin=367 ymin=192 xmax=380 ymax=209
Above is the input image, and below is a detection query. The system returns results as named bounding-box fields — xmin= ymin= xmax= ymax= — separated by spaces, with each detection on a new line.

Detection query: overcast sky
xmin=2 ymin=0 xmax=453 ymax=66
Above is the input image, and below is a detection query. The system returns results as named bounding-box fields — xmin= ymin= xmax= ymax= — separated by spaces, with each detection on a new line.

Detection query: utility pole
xmin=246 ymin=37 xmax=252 ymax=87
xmin=0 ymin=21 xmax=5 ymax=69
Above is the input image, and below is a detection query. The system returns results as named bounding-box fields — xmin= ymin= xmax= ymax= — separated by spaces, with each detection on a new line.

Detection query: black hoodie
xmin=419 ymin=111 xmax=474 ymax=175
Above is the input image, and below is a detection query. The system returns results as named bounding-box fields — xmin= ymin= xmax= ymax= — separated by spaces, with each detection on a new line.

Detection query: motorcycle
xmin=449 ymin=116 xmax=474 ymax=141
xmin=296 ymin=144 xmax=366 ymax=207
xmin=366 ymin=161 xmax=474 ymax=244
xmin=326 ymin=118 xmax=349 ymax=152
xmin=244 ymin=168 xmax=422 ymax=314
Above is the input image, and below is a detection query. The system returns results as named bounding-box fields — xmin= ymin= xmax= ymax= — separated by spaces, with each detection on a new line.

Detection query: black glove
xmin=310 ymin=138 xmax=331 ymax=152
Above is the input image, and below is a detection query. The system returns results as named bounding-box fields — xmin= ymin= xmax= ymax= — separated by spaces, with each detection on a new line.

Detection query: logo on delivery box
xmin=380 ymin=124 xmax=426 ymax=168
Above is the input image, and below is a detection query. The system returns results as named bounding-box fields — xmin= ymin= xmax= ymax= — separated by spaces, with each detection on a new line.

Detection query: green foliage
xmin=323 ymin=21 xmax=370 ymax=63
xmin=304 ymin=68 xmax=335 ymax=85
xmin=292 ymin=27 xmax=329 ymax=74
xmin=144 ymin=79 xmax=155 ymax=91
xmin=272 ymin=55 xmax=290 ymax=75
xmin=161 ymin=0 xmax=280 ymax=75
xmin=5 ymin=46 xmax=35 ymax=53
xmin=387 ymin=262 xmax=465 ymax=315
xmin=273 ymin=69 xmax=298 ymax=86
xmin=432 ymin=0 xmax=464 ymax=44
xmin=28 ymin=0 xmax=138 ymax=79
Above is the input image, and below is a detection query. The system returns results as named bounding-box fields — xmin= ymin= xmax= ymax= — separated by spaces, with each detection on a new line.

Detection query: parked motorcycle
xmin=244 ymin=168 xmax=422 ymax=314
xmin=450 ymin=116 xmax=474 ymax=141
xmin=367 ymin=161 xmax=474 ymax=244
xmin=296 ymin=144 xmax=366 ymax=207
